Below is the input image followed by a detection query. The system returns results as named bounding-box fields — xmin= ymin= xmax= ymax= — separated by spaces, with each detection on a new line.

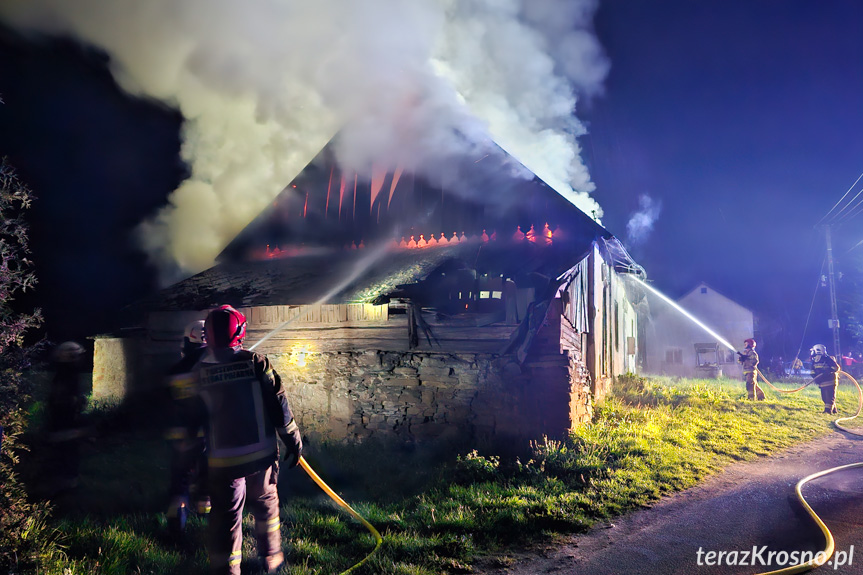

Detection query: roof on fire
xmin=140 ymin=135 xmax=620 ymax=313
xmin=217 ymin=135 xmax=611 ymax=262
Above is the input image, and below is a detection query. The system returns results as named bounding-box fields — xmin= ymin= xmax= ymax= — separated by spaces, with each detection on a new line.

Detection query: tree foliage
xmin=0 ymin=157 xmax=54 ymax=573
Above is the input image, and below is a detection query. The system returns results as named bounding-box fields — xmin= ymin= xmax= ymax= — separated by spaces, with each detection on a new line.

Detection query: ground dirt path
xmin=472 ymin=431 xmax=863 ymax=575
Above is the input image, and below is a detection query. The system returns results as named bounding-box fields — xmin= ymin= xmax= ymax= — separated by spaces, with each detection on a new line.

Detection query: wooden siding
xmin=243 ymin=303 xmax=388 ymax=327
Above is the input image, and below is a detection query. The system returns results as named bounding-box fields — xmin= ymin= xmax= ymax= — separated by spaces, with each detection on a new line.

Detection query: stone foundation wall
xmin=92 ymin=337 xmax=137 ymax=402
xmin=270 ymin=349 xmax=574 ymax=448
xmin=560 ymin=315 xmax=593 ymax=425
xmin=92 ymin=308 xmax=594 ymax=449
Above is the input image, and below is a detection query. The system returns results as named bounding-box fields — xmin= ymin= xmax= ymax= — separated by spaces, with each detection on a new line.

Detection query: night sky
xmin=1 ymin=0 xmax=861 ymax=358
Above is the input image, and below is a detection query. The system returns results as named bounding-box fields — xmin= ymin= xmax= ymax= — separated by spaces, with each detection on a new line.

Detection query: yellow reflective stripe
xmin=211 ymin=552 xmax=242 ymax=567
xmin=268 ymin=516 xmax=280 ymax=532
xmin=169 ymin=374 xmax=197 ymax=399
xmin=256 ymin=516 xmax=280 ymax=534
xmin=169 ymin=373 xmax=195 ymax=385
xmin=165 ymin=427 xmax=187 ymax=441
xmin=208 ymin=447 xmax=277 ymax=468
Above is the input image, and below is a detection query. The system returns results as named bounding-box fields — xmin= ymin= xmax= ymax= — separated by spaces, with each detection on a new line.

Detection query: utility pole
xmin=825 ymin=225 xmax=841 ymax=357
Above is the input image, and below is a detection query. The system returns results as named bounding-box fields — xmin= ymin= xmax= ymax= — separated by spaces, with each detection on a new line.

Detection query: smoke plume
xmin=626 ymin=194 xmax=662 ymax=246
xmin=0 ymin=0 xmax=609 ymax=283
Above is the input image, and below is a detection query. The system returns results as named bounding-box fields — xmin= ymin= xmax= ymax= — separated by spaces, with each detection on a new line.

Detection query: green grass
xmin=24 ymin=374 xmax=849 ymax=575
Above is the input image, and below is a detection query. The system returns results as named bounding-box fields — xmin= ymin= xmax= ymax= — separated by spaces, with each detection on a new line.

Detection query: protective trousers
xmin=819 ymin=382 xmax=838 ymax=412
xmin=208 ymin=463 xmax=281 ymax=575
xmin=745 ymin=370 xmax=765 ymax=400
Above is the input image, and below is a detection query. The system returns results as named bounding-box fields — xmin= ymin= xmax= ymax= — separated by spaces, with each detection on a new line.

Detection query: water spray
xmin=631 ymin=276 xmax=735 ymax=352
xmin=632 ymin=276 xmax=811 ymax=394
xmin=249 ymin=241 xmax=394 ymax=351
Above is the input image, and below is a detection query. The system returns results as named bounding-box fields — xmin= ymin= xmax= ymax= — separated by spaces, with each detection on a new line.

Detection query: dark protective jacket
xmin=738 ymin=348 xmax=759 ymax=374
xmin=812 ymin=353 xmax=840 ymax=387
xmin=168 ymin=348 xmax=300 ymax=479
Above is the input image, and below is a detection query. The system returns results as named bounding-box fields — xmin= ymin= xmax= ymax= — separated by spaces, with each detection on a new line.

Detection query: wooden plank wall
xmin=243 ymin=303 xmax=388 ymax=327
xmin=242 ymin=304 xmax=520 ymax=356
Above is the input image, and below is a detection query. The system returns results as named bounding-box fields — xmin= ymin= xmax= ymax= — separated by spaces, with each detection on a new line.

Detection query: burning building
xmin=96 ymin=137 xmax=645 ymax=448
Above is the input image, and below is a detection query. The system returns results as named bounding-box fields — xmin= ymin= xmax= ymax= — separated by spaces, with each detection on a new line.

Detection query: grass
xmin=20 ymin=373 xmax=850 ymax=575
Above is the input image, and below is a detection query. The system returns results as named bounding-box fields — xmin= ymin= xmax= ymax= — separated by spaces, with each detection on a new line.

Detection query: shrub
xmin=0 ymin=157 xmax=56 ymax=573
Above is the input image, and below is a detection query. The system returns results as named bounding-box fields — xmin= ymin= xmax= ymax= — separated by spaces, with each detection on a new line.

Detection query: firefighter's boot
xmin=262 ymin=551 xmax=284 ymax=574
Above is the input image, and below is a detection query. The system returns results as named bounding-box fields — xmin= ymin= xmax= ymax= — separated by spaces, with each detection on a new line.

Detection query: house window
xmin=701 ymin=287 xmax=708 ymax=294
xmin=665 ymin=348 xmax=683 ymax=364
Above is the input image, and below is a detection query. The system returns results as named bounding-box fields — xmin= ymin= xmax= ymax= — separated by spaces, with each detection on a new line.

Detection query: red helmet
xmin=744 ymin=338 xmax=756 ymax=348
xmin=205 ymin=305 xmax=246 ymax=349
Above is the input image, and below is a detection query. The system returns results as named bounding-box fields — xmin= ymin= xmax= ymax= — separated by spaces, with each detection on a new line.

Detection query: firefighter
xmin=45 ymin=340 xmax=87 ymax=492
xmin=172 ymin=305 xmax=302 ymax=575
xmin=810 ymin=344 xmax=840 ymax=414
xmin=165 ymin=320 xmax=211 ymax=536
xmin=737 ymin=338 xmax=764 ymax=400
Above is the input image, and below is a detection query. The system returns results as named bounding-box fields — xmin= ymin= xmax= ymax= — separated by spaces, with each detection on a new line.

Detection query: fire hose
xmin=298 ymin=456 xmax=383 ymax=574
xmin=749 ymin=369 xmax=863 ymax=575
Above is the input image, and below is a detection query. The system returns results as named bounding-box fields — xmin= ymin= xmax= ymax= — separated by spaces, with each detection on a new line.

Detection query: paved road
xmin=474 ymin=431 xmax=863 ymax=575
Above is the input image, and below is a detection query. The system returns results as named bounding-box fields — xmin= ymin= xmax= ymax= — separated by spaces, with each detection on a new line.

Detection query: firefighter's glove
xmin=279 ymin=419 xmax=303 ymax=469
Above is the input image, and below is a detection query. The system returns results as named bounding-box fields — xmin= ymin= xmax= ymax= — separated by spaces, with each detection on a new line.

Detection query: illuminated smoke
xmin=626 ymin=194 xmax=662 ymax=246
xmin=0 ymin=0 xmax=609 ymax=284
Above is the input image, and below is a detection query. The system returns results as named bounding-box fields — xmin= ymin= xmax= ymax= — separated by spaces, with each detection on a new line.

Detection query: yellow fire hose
xmin=298 ymin=456 xmax=383 ymax=574
xmin=749 ymin=369 xmax=863 ymax=574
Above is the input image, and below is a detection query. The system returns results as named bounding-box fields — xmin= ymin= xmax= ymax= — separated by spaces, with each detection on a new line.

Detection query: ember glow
xmin=257 ymin=224 xmax=557 ymax=259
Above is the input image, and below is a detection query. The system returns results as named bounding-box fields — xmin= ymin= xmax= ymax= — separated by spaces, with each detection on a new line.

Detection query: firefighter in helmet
xmin=171 ymin=305 xmax=302 ymax=575
xmin=737 ymin=338 xmax=765 ymax=400
xmin=164 ymin=320 xmax=211 ymax=535
xmin=810 ymin=344 xmax=840 ymax=414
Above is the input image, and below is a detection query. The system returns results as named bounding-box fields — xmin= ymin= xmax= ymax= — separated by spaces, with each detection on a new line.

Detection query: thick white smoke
xmin=626 ymin=194 xmax=662 ymax=246
xmin=0 ymin=0 xmax=609 ymax=283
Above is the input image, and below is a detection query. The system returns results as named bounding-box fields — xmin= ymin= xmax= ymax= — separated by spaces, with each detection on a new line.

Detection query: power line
xmin=817 ymin=172 xmax=863 ymax=226
xmin=828 ymin=186 xmax=863 ymax=224
xmin=834 ymin=198 xmax=863 ymax=225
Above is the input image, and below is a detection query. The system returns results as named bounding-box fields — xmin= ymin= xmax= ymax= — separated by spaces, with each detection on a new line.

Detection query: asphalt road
xmin=474 ymin=430 xmax=863 ymax=575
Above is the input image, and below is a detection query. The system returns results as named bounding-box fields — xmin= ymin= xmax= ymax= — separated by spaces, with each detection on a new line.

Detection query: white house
xmin=644 ymin=282 xmax=754 ymax=378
